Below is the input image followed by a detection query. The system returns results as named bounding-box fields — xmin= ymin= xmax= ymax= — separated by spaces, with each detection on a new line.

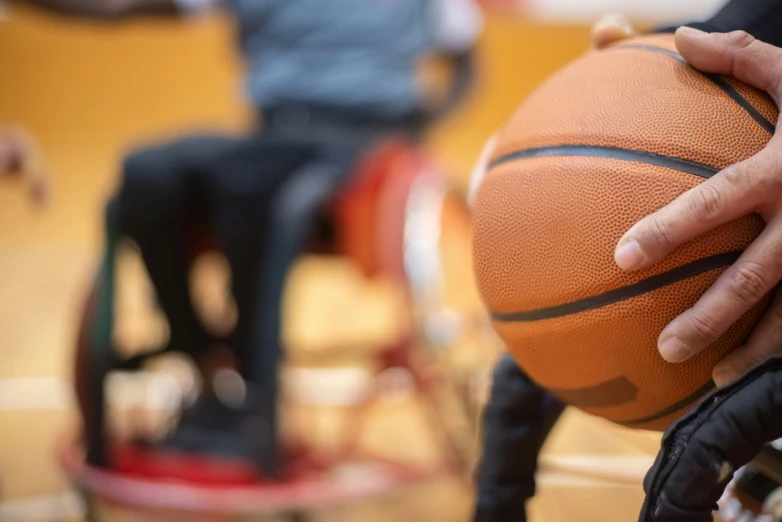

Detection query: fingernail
xmin=594 ymin=14 xmax=633 ymax=35
xmin=614 ymin=239 xmax=645 ymax=270
xmin=617 ymin=17 xmax=634 ymax=36
xmin=678 ymin=26 xmax=708 ymax=37
xmin=713 ymin=365 xmax=738 ymax=386
xmin=659 ymin=336 xmax=691 ymax=363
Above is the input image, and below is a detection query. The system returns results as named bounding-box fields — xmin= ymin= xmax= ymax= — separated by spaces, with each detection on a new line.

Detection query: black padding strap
xmin=639 ymin=357 xmax=782 ymax=522
xmin=473 ymin=354 xmax=565 ymax=522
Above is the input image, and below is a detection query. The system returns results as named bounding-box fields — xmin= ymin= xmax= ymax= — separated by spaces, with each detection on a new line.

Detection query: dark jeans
xmin=108 ymin=110 xmax=412 ymax=473
xmin=473 ymin=354 xmax=565 ymax=522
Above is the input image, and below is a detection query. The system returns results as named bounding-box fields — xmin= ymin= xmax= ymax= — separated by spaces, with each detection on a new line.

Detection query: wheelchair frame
xmin=61 ymin=138 xmax=488 ymax=521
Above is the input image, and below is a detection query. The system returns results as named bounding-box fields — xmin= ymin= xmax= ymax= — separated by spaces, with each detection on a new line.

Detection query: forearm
xmin=14 ymin=0 xmax=177 ymax=18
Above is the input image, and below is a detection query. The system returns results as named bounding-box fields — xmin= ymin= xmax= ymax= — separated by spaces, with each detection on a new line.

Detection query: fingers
xmin=657 ymin=217 xmax=782 ymax=363
xmin=713 ymin=288 xmax=782 ymax=386
xmin=614 ymin=149 xmax=778 ymax=271
xmin=468 ymin=132 xmax=498 ymax=208
xmin=591 ymin=13 xmax=634 ymax=50
xmin=676 ymin=27 xmax=782 ymax=106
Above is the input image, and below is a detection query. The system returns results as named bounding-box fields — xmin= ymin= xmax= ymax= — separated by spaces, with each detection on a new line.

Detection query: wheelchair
xmin=60 ymin=135 xmax=501 ymax=521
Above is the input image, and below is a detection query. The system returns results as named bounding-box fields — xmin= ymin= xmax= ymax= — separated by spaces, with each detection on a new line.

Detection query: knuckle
xmin=688 ymin=184 xmax=725 ymax=224
xmin=725 ymin=30 xmax=755 ymax=49
xmin=747 ymin=349 xmax=770 ymax=367
xmin=647 ymin=214 xmax=674 ymax=249
xmin=774 ymin=65 xmax=782 ymax=101
xmin=720 ymin=163 xmax=750 ymax=186
xmin=726 ymin=261 xmax=771 ymax=304
xmin=688 ymin=308 xmax=721 ymax=343
xmin=768 ymin=301 xmax=782 ymax=326
xmin=725 ymin=31 xmax=782 ymax=95
xmin=723 ymin=154 xmax=780 ymax=197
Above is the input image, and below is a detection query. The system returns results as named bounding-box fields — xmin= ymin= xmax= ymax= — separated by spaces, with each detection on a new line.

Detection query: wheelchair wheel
xmin=73 ymin=270 xmax=102 ymax=441
xmin=399 ymin=169 xmax=502 ymax=476
xmin=65 ymin=137 xmax=490 ymax=521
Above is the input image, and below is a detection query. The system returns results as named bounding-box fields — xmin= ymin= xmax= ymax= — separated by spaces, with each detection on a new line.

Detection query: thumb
xmin=591 ymin=13 xmax=635 ymax=50
xmin=676 ymin=28 xmax=782 ymax=106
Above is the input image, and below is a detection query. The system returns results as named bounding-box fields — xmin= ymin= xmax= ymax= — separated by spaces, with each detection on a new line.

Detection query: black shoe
xmin=156 ymin=394 xmax=281 ymax=478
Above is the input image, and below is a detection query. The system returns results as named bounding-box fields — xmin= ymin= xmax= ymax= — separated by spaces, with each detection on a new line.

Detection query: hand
xmin=613 ymin=28 xmax=782 ymax=385
xmin=0 ymin=126 xmax=51 ymax=207
xmin=590 ymin=13 xmax=635 ymax=49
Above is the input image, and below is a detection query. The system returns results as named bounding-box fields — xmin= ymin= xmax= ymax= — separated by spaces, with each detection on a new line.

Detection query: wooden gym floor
xmin=1 ymin=7 xmax=665 ymax=521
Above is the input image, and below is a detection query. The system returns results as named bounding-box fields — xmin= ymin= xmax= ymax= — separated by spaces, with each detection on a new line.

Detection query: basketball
xmin=472 ymin=33 xmax=778 ymax=431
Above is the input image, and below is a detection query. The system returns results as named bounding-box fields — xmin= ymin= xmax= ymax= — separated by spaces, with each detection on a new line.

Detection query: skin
xmin=0 ymin=126 xmax=51 ymax=207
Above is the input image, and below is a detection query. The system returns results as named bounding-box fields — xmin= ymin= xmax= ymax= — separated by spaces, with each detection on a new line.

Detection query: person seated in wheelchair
xmin=19 ymin=0 xmax=482 ymax=477
xmin=469 ymin=1 xmax=782 ymax=520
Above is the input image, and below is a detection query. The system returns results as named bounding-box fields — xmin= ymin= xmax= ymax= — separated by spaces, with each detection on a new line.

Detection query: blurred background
xmin=0 ymin=1 xmax=728 ymax=521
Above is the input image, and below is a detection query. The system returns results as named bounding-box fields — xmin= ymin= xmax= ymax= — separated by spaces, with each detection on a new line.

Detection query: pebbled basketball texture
xmin=472 ymin=34 xmax=778 ymax=431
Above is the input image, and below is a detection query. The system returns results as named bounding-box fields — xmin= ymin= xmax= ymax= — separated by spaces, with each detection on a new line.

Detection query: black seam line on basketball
xmin=488 ymin=145 xmax=719 ymax=178
xmin=617 ymin=380 xmax=716 ymax=426
xmin=618 ymin=44 xmax=776 ymax=134
xmin=490 ymin=251 xmax=740 ymax=323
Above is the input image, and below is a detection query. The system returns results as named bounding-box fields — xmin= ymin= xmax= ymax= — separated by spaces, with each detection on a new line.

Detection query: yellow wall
xmin=0 ymin=11 xmax=666 ymax=519
xmin=429 ymin=14 xmax=591 ymax=178
xmin=0 ymin=5 xmax=591 ymax=246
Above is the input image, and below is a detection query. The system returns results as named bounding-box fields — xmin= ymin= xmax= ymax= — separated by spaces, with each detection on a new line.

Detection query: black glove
xmin=640 ymin=357 xmax=782 ymax=522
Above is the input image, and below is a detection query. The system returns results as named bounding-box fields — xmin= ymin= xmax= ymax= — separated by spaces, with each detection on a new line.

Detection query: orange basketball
xmin=472 ymin=34 xmax=778 ymax=431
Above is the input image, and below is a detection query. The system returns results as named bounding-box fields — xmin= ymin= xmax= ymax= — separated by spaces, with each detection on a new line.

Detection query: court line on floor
xmin=542 ymin=454 xmax=655 ymax=469
xmin=537 ymin=471 xmax=643 ymax=488
xmin=0 ymin=461 xmax=645 ymax=522
xmin=538 ymin=454 xmax=654 ymax=487
xmin=0 ymin=377 xmax=73 ymax=411
xmin=0 ymin=490 xmax=84 ymax=521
